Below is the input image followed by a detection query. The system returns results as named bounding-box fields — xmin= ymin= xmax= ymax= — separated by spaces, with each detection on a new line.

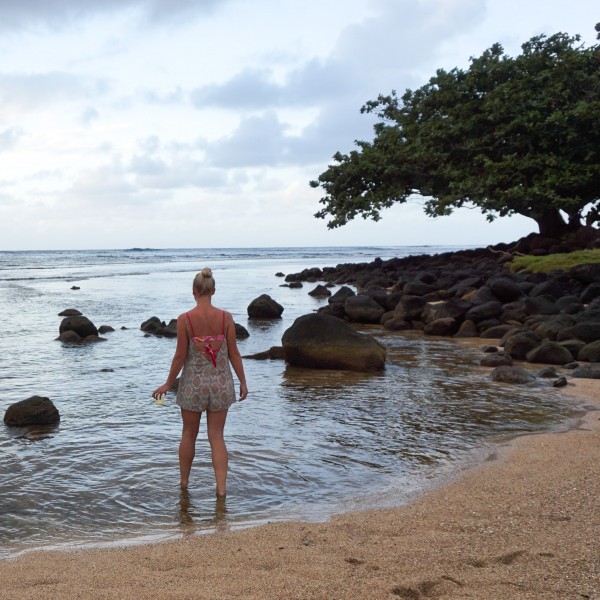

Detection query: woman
xmin=152 ymin=268 xmax=248 ymax=496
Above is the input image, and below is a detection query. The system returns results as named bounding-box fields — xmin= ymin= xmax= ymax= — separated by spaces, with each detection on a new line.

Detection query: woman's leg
xmin=179 ymin=408 xmax=201 ymax=488
xmin=206 ymin=409 xmax=228 ymax=497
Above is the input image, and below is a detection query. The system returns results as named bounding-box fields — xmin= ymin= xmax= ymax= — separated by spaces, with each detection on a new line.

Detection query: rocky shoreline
xmin=281 ymin=232 xmax=600 ymax=376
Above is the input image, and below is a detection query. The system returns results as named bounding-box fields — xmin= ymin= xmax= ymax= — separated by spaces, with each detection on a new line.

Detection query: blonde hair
xmin=193 ymin=267 xmax=215 ymax=297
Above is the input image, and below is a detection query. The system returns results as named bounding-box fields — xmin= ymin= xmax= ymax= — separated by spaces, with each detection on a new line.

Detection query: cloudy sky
xmin=0 ymin=0 xmax=597 ymax=250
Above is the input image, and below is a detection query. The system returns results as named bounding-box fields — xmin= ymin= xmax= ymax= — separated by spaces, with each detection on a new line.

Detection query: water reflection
xmin=178 ymin=489 xmax=228 ymax=533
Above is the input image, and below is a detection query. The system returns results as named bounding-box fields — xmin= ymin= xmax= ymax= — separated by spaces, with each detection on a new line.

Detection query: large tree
xmin=311 ymin=33 xmax=600 ymax=238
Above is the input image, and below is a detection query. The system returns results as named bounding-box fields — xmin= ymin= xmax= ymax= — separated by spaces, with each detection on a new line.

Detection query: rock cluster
xmin=140 ymin=317 xmax=178 ymax=337
xmin=284 ymin=232 xmax=600 ymax=369
xmin=57 ymin=314 xmax=106 ymax=343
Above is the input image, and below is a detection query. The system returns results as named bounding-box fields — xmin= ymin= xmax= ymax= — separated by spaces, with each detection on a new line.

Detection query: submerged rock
xmin=490 ymin=366 xmax=536 ymax=385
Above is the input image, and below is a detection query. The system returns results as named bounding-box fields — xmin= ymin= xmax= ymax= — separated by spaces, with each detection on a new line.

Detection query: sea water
xmin=0 ymin=246 xmax=583 ymax=557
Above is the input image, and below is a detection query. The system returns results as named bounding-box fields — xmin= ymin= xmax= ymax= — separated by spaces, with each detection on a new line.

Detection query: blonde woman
xmin=153 ymin=268 xmax=248 ymax=496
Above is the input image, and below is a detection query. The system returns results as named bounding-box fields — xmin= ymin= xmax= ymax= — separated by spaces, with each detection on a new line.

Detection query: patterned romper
xmin=176 ymin=310 xmax=237 ymax=413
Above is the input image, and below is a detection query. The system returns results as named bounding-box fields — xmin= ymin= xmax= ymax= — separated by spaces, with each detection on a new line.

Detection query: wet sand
xmin=1 ymin=378 xmax=599 ymax=599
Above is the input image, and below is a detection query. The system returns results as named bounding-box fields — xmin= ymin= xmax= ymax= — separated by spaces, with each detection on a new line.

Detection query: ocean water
xmin=0 ymin=246 xmax=583 ymax=558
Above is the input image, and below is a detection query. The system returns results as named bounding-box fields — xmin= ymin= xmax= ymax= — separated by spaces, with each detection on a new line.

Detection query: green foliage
xmin=312 ymin=33 xmax=600 ymax=237
xmin=510 ymin=249 xmax=600 ymax=272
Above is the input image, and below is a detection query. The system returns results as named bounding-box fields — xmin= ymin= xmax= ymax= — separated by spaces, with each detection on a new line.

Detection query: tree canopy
xmin=311 ymin=32 xmax=600 ymax=238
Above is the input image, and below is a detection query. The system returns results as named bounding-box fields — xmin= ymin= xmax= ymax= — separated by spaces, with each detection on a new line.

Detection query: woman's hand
xmin=239 ymin=382 xmax=248 ymax=401
xmin=152 ymin=384 xmax=170 ymax=399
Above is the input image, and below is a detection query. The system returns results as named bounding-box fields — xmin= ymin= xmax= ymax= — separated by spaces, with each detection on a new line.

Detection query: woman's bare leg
xmin=179 ymin=409 xmax=201 ymax=488
xmin=206 ymin=409 xmax=228 ymax=497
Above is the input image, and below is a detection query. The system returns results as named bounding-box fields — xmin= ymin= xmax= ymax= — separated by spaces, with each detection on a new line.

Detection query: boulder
xmin=422 ymin=298 xmax=471 ymax=324
xmin=141 ymin=316 xmax=162 ymax=333
xmin=465 ymin=301 xmax=503 ymax=323
xmin=329 ymin=286 xmax=355 ymax=304
xmin=288 ymin=281 xmax=303 ymax=289
xmin=57 ymin=330 xmax=82 ymax=343
xmin=552 ymin=376 xmax=568 ymax=388
xmin=581 ymin=283 xmax=600 ymax=304
xmin=247 ymin=294 xmax=284 ymax=319
xmin=532 ymin=315 xmax=576 ymax=341
xmin=344 ymin=295 xmax=385 ymax=324
xmin=570 ymin=365 xmax=600 ymax=379
xmin=58 ymin=308 xmax=82 ymax=317
xmin=98 ymin=325 xmax=115 ymax=334
xmin=4 ymin=396 xmax=60 ymax=427
xmin=59 ymin=315 xmax=98 ymax=338
xmin=558 ymin=339 xmax=586 ymax=360
xmin=479 ymin=324 xmax=513 ymax=339
xmin=453 ymin=319 xmax=479 ymax=338
xmin=578 ymin=340 xmax=600 ymax=363
xmin=556 ymin=322 xmax=600 ymax=344
xmin=243 ymin=346 xmax=285 ymax=360
xmin=525 ymin=341 xmax=574 ymax=365
xmin=524 ymin=295 xmax=560 ymax=316
xmin=140 ymin=317 xmax=177 ymax=337
xmin=488 ymin=277 xmax=524 ymax=302
xmin=393 ymin=295 xmax=426 ymax=321
xmin=490 ymin=366 xmax=536 ymax=385
xmin=504 ymin=330 xmax=543 ymax=360
xmin=308 ymin=285 xmax=331 ymax=298
xmin=556 ymin=295 xmax=583 ymax=311
xmin=318 ymin=303 xmax=347 ymax=319
xmin=423 ymin=318 xmax=458 ymax=336
xmin=281 ymin=313 xmax=386 ymax=372
xmin=235 ymin=323 xmax=250 ymax=339
xmin=569 ymin=263 xmax=600 ymax=285
xmin=536 ymin=367 xmax=559 ymax=378
xmin=529 ymin=281 xmax=565 ymax=299
xmin=480 ymin=353 xmax=513 ymax=368
xmin=403 ymin=281 xmax=437 ymax=296
xmin=383 ymin=317 xmax=411 ymax=331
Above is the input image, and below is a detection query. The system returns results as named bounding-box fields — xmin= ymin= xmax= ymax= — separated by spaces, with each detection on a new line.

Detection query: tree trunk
xmin=533 ymin=209 xmax=578 ymax=238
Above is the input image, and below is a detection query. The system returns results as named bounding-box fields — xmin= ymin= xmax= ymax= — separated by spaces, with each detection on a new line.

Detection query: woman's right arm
xmin=152 ymin=314 xmax=189 ymax=398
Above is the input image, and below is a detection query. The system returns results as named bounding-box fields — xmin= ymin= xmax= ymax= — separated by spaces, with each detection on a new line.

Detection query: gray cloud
xmin=0 ymin=0 xmax=225 ymax=30
xmin=191 ymin=59 xmax=361 ymax=111
xmin=202 ymin=105 xmax=376 ymax=169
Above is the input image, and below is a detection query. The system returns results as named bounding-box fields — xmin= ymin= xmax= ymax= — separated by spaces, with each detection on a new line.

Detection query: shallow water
xmin=0 ymin=247 xmax=584 ymax=558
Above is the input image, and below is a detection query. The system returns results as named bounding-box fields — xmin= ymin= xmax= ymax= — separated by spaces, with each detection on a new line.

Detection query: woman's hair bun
xmin=201 ymin=267 xmax=212 ymax=278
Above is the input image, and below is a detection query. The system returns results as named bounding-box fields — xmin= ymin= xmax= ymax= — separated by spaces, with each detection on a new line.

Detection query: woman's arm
xmin=225 ymin=312 xmax=248 ymax=401
xmin=152 ymin=314 xmax=189 ymax=398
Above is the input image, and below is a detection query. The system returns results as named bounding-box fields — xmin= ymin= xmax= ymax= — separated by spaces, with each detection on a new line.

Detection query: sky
xmin=0 ymin=0 xmax=597 ymax=250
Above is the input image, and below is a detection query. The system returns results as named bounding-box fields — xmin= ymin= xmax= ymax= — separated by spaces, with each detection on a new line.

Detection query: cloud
xmin=204 ymin=112 xmax=294 ymax=168
xmin=0 ymin=72 xmax=108 ymax=112
xmin=0 ymin=127 xmax=23 ymax=152
xmin=0 ymin=0 xmax=225 ymax=30
xmin=191 ymin=59 xmax=360 ymax=111
xmin=80 ymin=107 xmax=100 ymax=125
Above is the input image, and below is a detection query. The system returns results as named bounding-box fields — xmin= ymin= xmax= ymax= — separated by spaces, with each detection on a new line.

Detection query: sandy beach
xmin=1 ymin=376 xmax=599 ymax=599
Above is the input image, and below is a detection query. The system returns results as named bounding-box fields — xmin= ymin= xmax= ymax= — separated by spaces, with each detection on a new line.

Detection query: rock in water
xmin=59 ymin=315 xmax=98 ymax=338
xmin=247 ymin=294 xmax=284 ymax=318
xmin=282 ymin=313 xmax=386 ymax=372
xmin=4 ymin=396 xmax=60 ymax=426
